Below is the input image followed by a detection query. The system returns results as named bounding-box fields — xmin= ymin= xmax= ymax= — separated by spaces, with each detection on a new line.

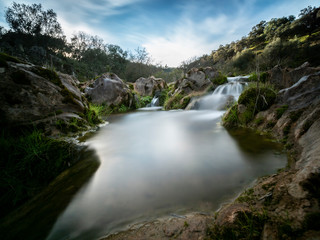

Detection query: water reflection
xmin=47 ymin=110 xmax=286 ymax=240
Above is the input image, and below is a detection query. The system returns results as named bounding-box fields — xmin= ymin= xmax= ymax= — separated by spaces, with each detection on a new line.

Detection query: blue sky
xmin=0 ymin=0 xmax=319 ymax=67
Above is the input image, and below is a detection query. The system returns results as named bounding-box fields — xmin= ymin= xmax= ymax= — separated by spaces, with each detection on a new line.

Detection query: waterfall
xmin=139 ymin=96 xmax=162 ymax=111
xmin=150 ymin=96 xmax=159 ymax=107
xmin=188 ymin=76 xmax=248 ymax=111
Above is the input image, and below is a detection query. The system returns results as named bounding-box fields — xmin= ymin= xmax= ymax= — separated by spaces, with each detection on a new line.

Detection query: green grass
xmin=207 ymin=209 xmax=268 ymax=240
xmin=222 ymin=104 xmax=239 ymax=128
xmin=83 ymin=104 xmax=103 ymax=125
xmin=236 ymin=188 xmax=255 ymax=203
xmin=0 ymin=129 xmax=78 ymax=217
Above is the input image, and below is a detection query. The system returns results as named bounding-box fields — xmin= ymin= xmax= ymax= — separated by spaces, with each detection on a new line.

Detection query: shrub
xmin=158 ymin=89 xmax=169 ymax=106
xmin=238 ymin=84 xmax=276 ymax=113
xmin=248 ymin=72 xmax=269 ymax=83
xmin=211 ymin=74 xmax=228 ymax=85
xmin=223 ymin=83 xmax=276 ymax=128
xmin=139 ymin=95 xmax=153 ymax=107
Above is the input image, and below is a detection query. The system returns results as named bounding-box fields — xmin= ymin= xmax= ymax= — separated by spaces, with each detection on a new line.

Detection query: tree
xmin=105 ymin=44 xmax=128 ymax=75
xmin=71 ymin=32 xmax=94 ymax=60
xmin=130 ymin=47 xmax=152 ymax=65
xmin=5 ymin=2 xmax=63 ymax=37
xmin=298 ymin=6 xmax=320 ymax=36
xmin=264 ymin=17 xmax=294 ymax=41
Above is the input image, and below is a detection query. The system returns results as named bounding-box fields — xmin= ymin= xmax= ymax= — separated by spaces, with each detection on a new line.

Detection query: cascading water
xmin=195 ymin=76 xmax=248 ymax=110
xmin=150 ymin=96 xmax=159 ymax=107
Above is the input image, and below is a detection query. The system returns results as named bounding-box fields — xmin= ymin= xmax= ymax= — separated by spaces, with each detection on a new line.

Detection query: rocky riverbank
xmin=101 ymin=66 xmax=320 ymax=240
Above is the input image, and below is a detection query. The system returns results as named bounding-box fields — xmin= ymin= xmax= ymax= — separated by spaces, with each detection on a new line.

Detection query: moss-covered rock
xmin=31 ymin=66 xmax=62 ymax=87
xmin=223 ymin=84 xmax=276 ymax=128
xmin=164 ymin=93 xmax=191 ymax=110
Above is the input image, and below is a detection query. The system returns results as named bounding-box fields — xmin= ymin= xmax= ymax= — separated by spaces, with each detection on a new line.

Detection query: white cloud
xmin=142 ymin=3 xmax=254 ymax=67
xmin=142 ymin=19 xmax=217 ymax=67
xmin=58 ymin=16 xmax=117 ymax=43
xmin=142 ymin=0 xmax=319 ymax=67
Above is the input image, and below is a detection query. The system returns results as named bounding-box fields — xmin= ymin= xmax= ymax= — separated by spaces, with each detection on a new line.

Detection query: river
xmin=46 ymin=77 xmax=286 ymax=239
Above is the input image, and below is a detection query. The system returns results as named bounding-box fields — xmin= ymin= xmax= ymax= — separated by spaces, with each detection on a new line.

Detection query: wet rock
xmin=134 ymin=76 xmax=167 ymax=96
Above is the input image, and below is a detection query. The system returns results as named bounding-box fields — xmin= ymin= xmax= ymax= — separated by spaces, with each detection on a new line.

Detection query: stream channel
xmin=46 ymin=77 xmax=287 ymax=239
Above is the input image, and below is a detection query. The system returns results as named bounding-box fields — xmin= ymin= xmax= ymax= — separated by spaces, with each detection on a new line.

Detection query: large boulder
xmin=86 ymin=73 xmax=134 ymax=107
xmin=268 ymin=62 xmax=320 ymax=89
xmin=0 ymin=61 xmax=87 ymax=132
xmin=134 ymin=76 xmax=167 ymax=96
xmin=174 ymin=67 xmax=215 ymax=95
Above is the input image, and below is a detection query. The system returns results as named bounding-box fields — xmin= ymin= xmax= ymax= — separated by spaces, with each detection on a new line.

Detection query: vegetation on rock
xmin=0 ymin=128 xmax=79 ymax=217
xmin=223 ymin=83 xmax=277 ymax=128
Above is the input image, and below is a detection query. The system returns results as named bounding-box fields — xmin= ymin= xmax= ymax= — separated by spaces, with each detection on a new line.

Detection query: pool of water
xmin=46 ymin=110 xmax=286 ymax=240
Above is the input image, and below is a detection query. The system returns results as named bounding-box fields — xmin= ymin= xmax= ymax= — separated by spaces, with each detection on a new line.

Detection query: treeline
xmin=1 ymin=2 xmax=319 ymax=81
xmin=0 ymin=2 xmax=182 ymax=82
xmin=183 ymin=6 xmax=320 ymax=75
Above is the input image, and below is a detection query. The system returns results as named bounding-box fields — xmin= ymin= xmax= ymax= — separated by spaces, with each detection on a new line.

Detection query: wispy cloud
xmin=142 ymin=1 xmax=256 ymax=67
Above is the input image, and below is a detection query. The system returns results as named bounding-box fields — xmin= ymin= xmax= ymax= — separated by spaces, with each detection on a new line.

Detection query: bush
xmin=158 ymin=89 xmax=169 ymax=106
xmin=211 ymin=74 xmax=228 ymax=85
xmin=223 ymin=84 xmax=276 ymax=127
xmin=248 ymin=72 xmax=269 ymax=83
xmin=238 ymin=84 xmax=276 ymax=113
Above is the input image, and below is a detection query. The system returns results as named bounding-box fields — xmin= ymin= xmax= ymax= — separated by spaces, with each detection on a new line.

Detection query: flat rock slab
xmin=103 ymin=213 xmax=213 ymax=240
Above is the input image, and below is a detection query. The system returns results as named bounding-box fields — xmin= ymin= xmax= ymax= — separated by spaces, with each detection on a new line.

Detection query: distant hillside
xmin=183 ymin=6 xmax=320 ymax=75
